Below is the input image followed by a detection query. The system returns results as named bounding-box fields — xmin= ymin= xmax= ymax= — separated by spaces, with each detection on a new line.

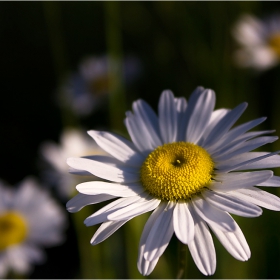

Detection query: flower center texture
xmin=268 ymin=33 xmax=280 ymax=56
xmin=0 ymin=211 xmax=28 ymax=250
xmin=140 ymin=142 xmax=214 ymax=201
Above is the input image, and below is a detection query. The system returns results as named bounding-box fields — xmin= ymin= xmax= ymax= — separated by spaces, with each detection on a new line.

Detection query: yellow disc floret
xmin=0 ymin=211 xmax=28 ymax=250
xmin=268 ymin=33 xmax=280 ymax=57
xmin=140 ymin=142 xmax=214 ymax=201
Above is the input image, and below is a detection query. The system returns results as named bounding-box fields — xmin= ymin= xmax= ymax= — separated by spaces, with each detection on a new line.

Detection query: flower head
xmin=0 ymin=177 xmax=66 ymax=277
xmin=67 ymin=87 xmax=280 ymax=276
xmin=232 ymin=14 xmax=280 ymax=70
xmin=40 ymin=128 xmax=108 ymax=198
xmin=58 ymin=55 xmax=141 ymax=116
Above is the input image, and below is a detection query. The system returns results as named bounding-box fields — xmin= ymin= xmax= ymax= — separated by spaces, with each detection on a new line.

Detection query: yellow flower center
xmin=140 ymin=142 xmax=214 ymax=201
xmin=268 ymin=33 xmax=280 ymax=56
xmin=0 ymin=211 xmax=28 ymax=250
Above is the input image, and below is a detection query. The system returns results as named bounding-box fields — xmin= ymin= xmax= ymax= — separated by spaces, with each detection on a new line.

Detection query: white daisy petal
xmin=66 ymin=193 xmax=116 ymax=213
xmin=186 ymin=89 xmax=216 ymax=144
xmin=257 ymin=175 xmax=280 ymax=187
xmin=144 ymin=201 xmax=175 ymax=262
xmin=124 ymin=112 xmax=155 ymax=154
xmin=230 ymin=187 xmax=280 ymax=211
xmin=107 ymin=197 xmax=160 ymax=221
xmin=212 ymin=170 xmax=273 ymax=192
xmin=188 ymin=208 xmax=216 ymax=276
xmin=132 ymin=99 xmax=162 ymax=147
xmin=91 ymin=220 xmax=128 ymax=245
xmin=213 ymin=136 xmax=278 ymax=162
xmin=202 ymin=189 xmax=262 ymax=217
xmin=216 ymin=151 xmax=280 ymax=172
xmin=191 ymin=197 xmax=236 ymax=232
xmin=177 ymin=86 xmax=205 ymax=141
xmin=175 ymin=97 xmax=187 ymax=113
xmin=138 ymin=203 xmax=166 ymax=276
xmin=211 ymin=130 xmax=274 ymax=158
xmin=67 ymin=157 xmax=139 ymax=183
xmin=174 ymin=97 xmax=187 ymax=142
xmin=159 ymin=90 xmax=178 ymax=143
xmin=207 ymin=117 xmax=266 ymax=154
xmin=209 ymin=220 xmax=250 ymax=261
xmin=87 ymin=130 xmax=145 ymax=167
xmin=199 ymin=109 xmax=230 ymax=146
xmin=203 ymin=102 xmax=248 ymax=149
xmin=76 ymin=181 xmax=144 ymax=197
xmin=84 ymin=196 xmax=142 ymax=226
xmin=173 ymin=201 xmax=194 ymax=244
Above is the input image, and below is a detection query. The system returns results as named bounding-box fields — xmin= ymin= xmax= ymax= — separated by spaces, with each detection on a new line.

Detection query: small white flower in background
xmin=58 ymin=55 xmax=141 ymax=116
xmin=0 ymin=177 xmax=66 ymax=277
xmin=66 ymin=87 xmax=280 ymax=276
xmin=232 ymin=14 xmax=280 ymax=70
xmin=40 ymin=128 xmax=109 ymax=199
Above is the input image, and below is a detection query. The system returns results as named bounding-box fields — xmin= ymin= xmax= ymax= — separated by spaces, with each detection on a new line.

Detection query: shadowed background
xmin=1 ymin=1 xmax=280 ymax=278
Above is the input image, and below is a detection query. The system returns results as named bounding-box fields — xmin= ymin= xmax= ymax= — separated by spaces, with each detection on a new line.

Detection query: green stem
xmin=71 ymin=207 xmax=103 ymax=278
xmin=104 ymin=1 xmax=126 ymax=132
xmin=177 ymin=240 xmax=187 ymax=279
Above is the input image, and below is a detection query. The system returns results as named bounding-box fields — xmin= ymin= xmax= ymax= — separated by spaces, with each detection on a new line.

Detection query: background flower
xmin=232 ymin=14 xmax=280 ymax=70
xmin=57 ymin=55 xmax=141 ymax=117
xmin=40 ymin=128 xmax=109 ymax=198
xmin=0 ymin=178 xmax=66 ymax=278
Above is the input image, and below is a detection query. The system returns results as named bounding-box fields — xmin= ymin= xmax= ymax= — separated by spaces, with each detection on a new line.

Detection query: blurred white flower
xmin=232 ymin=14 xmax=280 ymax=70
xmin=58 ymin=55 xmax=141 ymax=116
xmin=0 ymin=177 xmax=66 ymax=277
xmin=40 ymin=128 xmax=109 ymax=198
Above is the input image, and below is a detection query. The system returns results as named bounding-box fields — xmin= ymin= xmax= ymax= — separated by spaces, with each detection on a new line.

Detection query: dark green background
xmin=1 ymin=1 xmax=280 ymax=278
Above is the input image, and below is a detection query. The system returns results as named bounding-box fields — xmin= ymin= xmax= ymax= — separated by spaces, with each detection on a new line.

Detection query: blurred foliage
xmin=1 ymin=1 xmax=280 ymax=279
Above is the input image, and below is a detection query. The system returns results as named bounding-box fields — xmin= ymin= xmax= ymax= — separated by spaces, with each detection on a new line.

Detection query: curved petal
xmin=207 ymin=117 xmax=266 ymax=154
xmin=90 ymin=220 xmax=128 ymax=245
xmin=187 ymin=207 xmax=216 ymax=276
xmin=144 ymin=201 xmax=175 ymax=261
xmin=158 ymin=90 xmax=178 ymax=143
xmin=216 ymin=151 xmax=280 ymax=172
xmin=132 ymin=99 xmax=162 ymax=147
xmin=212 ymin=171 xmax=273 ymax=192
xmin=84 ymin=196 xmax=142 ymax=226
xmin=230 ymin=187 xmax=280 ymax=211
xmin=185 ymin=89 xmax=216 ymax=144
xmin=177 ymin=86 xmax=205 ymax=141
xmin=202 ymin=189 xmax=262 ymax=217
xmin=209 ymin=220 xmax=250 ymax=261
xmin=67 ymin=157 xmax=139 ymax=183
xmin=107 ymin=197 xmax=160 ymax=221
xmin=66 ymin=193 xmax=115 ymax=213
xmin=174 ymin=97 xmax=187 ymax=142
xmin=138 ymin=203 xmax=167 ymax=276
xmin=257 ymin=175 xmax=280 ymax=187
xmin=213 ymin=136 xmax=278 ymax=162
xmin=199 ymin=109 xmax=230 ymax=146
xmin=76 ymin=181 xmax=144 ymax=197
xmin=173 ymin=201 xmax=194 ymax=244
xmin=203 ymin=102 xmax=248 ymax=149
xmin=191 ymin=197 xmax=236 ymax=232
xmin=87 ymin=130 xmax=145 ymax=167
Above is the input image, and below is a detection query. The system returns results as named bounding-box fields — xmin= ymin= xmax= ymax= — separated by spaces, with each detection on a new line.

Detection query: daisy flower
xmin=232 ymin=14 xmax=280 ymax=70
xmin=67 ymin=87 xmax=280 ymax=276
xmin=0 ymin=177 xmax=66 ymax=277
xmin=40 ymin=128 xmax=109 ymax=198
xmin=58 ymin=55 xmax=141 ymax=117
